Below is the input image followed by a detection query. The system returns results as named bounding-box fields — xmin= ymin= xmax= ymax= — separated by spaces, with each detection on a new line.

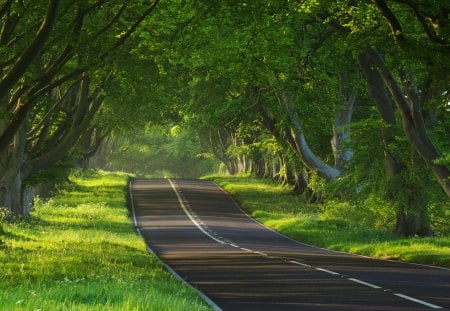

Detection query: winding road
xmin=129 ymin=179 xmax=450 ymax=310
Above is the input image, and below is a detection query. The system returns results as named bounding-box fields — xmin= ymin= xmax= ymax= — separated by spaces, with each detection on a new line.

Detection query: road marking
xmin=167 ymin=180 xmax=445 ymax=310
xmin=129 ymin=180 xmax=223 ymax=311
xmin=316 ymin=268 xmax=341 ymax=276
xmin=289 ymin=260 xmax=311 ymax=268
xmin=394 ymin=293 xmax=443 ymax=309
xmin=169 ymin=179 xmax=231 ymax=246
xmin=128 ymin=180 xmax=139 ymax=229
xmin=348 ymin=278 xmax=382 ymax=289
xmin=240 ymin=247 xmax=252 ymax=252
xmin=253 ymin=251 xmax=268 ymax=256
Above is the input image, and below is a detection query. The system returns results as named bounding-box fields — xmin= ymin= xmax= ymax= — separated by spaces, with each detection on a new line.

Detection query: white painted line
xmin=209 ymin=181 xmax=450 ymax=272
xmin=394 ymin=293 xmax=442 ymax=309
xmin=288 ymin=260 xmax=311 ymax=268
xmin=169 ymin=179 xmax=227 ymax=246
xmin=348 ymin=278 xmax=382 ymax=289
xmin=130 ymin=180 xmax=223 ymax=311
xmin=240 ymin=247 xmax=252 ymax=252
xmin=253 ymin=251 xmax=268 ymax=256
xmin=229 ymin=243 xmax=239 ymax=248
xmin=128 ymin=180 xmax=139 ymax=232
xmin=161 ymin=257 xmax=223 ymax=311
xmin=315 ymin=268 xmax=341 ymax=276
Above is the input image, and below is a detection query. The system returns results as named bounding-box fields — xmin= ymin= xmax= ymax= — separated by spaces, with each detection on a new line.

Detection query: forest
xmin=0 ymin=0 xmax=449 ymax=239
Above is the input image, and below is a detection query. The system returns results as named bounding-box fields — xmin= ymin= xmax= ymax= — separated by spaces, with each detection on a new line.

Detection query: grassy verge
xmin=206 ymin=175 xmax=450 ymax=268
xmin=0 ymin=171 xmax=210 ymax=311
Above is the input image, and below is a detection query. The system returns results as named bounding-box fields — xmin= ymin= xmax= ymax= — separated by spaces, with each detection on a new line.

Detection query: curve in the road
xmin=129 ymin=178 xmax=450 ymax=310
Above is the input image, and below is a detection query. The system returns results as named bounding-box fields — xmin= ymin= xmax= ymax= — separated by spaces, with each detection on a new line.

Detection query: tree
xmin=140 ymin=0 xmax=448 ymax=236
xmin=0 ymin=0 xmax=160 ymax=217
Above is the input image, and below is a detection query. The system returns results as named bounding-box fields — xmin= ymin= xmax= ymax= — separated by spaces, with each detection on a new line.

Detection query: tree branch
xmin=99 ymin=0 xmax=160 ymax=60
xmin=93 ymin=3 xmax=128 ymax=40
xmin=403 ymin=0 xmax=449 ymax=45
xmin=0 ymin=0 xmax=60 ymax=102
xmin=373 ymin=0 xmax=403 ymax=36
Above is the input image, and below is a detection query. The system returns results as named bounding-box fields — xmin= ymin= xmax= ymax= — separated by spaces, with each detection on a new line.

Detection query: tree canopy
xmin=1 ymin=0 xmax=448 ymax=236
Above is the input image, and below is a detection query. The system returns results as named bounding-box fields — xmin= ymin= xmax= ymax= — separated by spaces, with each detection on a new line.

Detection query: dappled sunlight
xmin=0 ymin=173 xmax=209 ymax=310
xmin=131 ymin=179 xmax=450 ymax=310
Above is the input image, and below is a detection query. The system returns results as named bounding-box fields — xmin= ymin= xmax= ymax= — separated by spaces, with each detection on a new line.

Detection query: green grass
xmin=205 ymin=175 xmax=450 ymax=268
xmin=0 ymin=171 xmax=210 ymax=311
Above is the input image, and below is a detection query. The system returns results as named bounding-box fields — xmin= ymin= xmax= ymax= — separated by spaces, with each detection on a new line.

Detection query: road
xmin=129 ymin=179 xmax=450 ymax=310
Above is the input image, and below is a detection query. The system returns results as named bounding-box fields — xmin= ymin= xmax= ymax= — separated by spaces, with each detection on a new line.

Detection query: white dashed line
xmin=394 ymin=293 xmax=442 ymax=309
xmin=240 ymin=247 xmax=252 ymax=252
xmin=253 ymin=251 xmax=268 ymax=256
xmin=288 ymin=260 xmax=311 ymax=268
xmin=348 ymin=278 xmax=382 ymax=289
xmin=315 ymin=268 xmax=341 ymax=276
xmin=129 ymin=181 xmax=223 ymax=311
xmin=169 ymin=179 xmax=228 ymax=246
xmin=167 ymin=179 xmax=445 ymax=310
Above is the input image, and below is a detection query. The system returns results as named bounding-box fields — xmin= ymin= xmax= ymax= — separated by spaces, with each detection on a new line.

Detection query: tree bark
xmin=331 ymin=73 xmax=356 ymax=170
xmin=0 ymin=123 xmax=28 ymax=217
xmin=364 ymin=46 xmax=450 ymax=198
xmin=285 ymin=104 xmax=341 ymax=182
xmin=209 ymin=128 xmax=237 ymax=175
xmin=0 ymin=0 xmax=60 ymax=102
xmin=358 ymin=49 xmax=433 ymax=236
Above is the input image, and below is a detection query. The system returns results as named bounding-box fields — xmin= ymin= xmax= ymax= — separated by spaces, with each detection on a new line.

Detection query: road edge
xmin=128 ymin=179 xmax=223 ymax=311
xmin=208 ymin=180 xmax=450 ymax=272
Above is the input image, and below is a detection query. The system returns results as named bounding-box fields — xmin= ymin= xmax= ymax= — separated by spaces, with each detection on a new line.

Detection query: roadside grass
xmin=0 ymin=171 xmax=210 ymax=311
xmin=205 ymin=175 xmax=450 ymax=268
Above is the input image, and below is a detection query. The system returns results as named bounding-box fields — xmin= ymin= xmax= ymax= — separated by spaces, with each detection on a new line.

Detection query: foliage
xmin=105 ymin=124 xmax=218 ymax=178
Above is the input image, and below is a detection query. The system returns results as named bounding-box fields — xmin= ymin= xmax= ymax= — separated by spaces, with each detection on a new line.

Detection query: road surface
xmin=129 ymin=179 xmax=450 ymax=310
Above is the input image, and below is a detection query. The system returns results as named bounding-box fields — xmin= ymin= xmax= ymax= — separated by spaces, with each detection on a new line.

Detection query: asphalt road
xmin=129 ymin=179 xmax=450 ymax=310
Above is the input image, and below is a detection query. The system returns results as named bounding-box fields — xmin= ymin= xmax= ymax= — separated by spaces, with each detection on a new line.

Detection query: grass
xmin=205 ymin=175 xmax=450 ymax=268
xmin=0 ymin=171 xmax=210 ymax=311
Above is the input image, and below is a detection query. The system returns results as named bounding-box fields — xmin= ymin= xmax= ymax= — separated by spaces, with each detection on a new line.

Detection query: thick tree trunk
xmin=286 ymin=106 xmax=341 ymax=181
xmin=359 ymin=50 xmax=433 ymax=236
xmin=395 ymin=206 xmax=433 ymax=236
xmin=364 ymin=46 xmax=450 ymax=197
xmin=391 ymin=154 xmax=433 ymax=236
xmin=0 ymin=124 xmax=29 ymax=217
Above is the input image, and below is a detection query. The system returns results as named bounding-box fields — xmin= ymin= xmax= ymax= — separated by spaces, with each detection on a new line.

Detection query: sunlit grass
xmin=0 ymin=171 xmax=210 ymax=310
xmin=206 ymin=175 xmax=450 ymax=267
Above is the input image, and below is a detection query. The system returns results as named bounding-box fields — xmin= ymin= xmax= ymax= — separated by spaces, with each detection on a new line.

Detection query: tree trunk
xmin=331 ymin=73 xmax=356 ymax=170
xmin=0 ymin=124 xmax=29 ymax=217
xmin=364 ymin=46 xmax=450 ymax=197
xmin=392 ymin=154 xmax=433 ymax=237
xmin=359 ymin=49 xmax=433 ymax=236
xmin=293 ymin=169 xmax=307 ymax=194
xmin=286 ymin=105 xmax=341 ymax=181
